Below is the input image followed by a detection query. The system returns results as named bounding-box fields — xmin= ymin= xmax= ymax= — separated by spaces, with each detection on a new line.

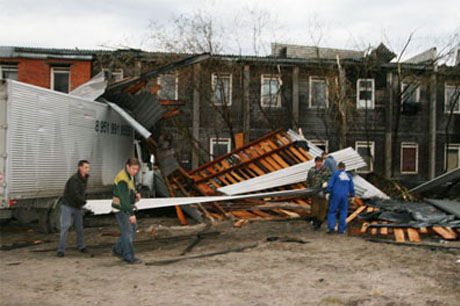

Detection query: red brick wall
xmin=0 ymin=57 xmax=92 ymax=91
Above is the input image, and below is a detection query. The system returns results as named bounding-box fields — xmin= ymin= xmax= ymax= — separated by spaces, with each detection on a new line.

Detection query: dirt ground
xmin=1 ymin=214 xmax=459 ymax=306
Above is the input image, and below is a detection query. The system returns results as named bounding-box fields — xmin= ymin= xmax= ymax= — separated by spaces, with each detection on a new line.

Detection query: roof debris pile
xmin=166 ymin=129 xmax=387 ymax=223
xmin=345 ymin=199 xmax=460 ymax=242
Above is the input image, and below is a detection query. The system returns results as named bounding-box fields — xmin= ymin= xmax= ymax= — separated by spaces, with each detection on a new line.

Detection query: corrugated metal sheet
xmin=425 ymin=199 xmax=460 ymax=219
xmin=85 ymin=188 xmax=317 ymax=215
xmin=409 ymin=167 xmax=460 ymax=194
xmin=103 ymin=91 xmax=165 ymax=131
xmin=4 ymin=80 xmax=134 ymax=200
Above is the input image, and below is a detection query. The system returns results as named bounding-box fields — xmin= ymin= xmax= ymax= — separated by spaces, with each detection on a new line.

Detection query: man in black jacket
xmin=57 ymin=160 xmax=90 ymax=257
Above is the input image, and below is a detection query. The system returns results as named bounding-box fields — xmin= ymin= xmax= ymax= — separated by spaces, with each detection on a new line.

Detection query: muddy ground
xmin=1 ymin=214 xmax=459 ymax=306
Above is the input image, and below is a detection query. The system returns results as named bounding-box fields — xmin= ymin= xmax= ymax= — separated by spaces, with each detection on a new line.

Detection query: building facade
xmin=2 ymin=45 xmax=459 ymax=185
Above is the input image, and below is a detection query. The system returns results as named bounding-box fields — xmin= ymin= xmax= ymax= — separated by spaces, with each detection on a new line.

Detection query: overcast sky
xmin=1 ymin=0 xmax=459 ymax=60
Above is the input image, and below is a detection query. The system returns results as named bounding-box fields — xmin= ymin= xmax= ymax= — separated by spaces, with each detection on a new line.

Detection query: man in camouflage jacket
xmin=306 ymin=156 xmax=331 ymax=230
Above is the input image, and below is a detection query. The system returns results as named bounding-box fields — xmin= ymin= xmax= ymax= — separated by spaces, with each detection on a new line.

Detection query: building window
xmin=0 ymin=65 xmax=18 ymax=80
xmin=401 ymin=82 xmax=420 ymax=104
xmin=356 ymin=79 xmax=374 ymax=109
xmin=157 ymin=74 xmax=178 ymax=100
xmin=212 ymin=73 xmax=232 ymax=106
xmin=310 ymin=140 xmax=328 ymax=152
xmin=355 ymin=141 xmax=375 ymax=173
xmin=401 ymin=142 xmax=418 ymax=174
xmin=51 ymin=67 xmax=70 ymax=93
xmin=444 ymin=84 xmax=460 ymax=113
xmin=103 ymin=69 xmax=124 ymax=82
xmin=210 ymin=137 xmax=231 ymax=159
xmin=261 ymin=74 xmax=281 ymax=107
xmin=445 ymin=144 xmax=460 ymax=171
xmin=309 ymin=77 xmax=328 ymax=108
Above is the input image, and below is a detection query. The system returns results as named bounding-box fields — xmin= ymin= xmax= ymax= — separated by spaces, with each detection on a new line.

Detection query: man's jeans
xmin=113 ymin=212 xmax=137 ymax=262
xmin=58 ymin=205 xmax=85 ymax=253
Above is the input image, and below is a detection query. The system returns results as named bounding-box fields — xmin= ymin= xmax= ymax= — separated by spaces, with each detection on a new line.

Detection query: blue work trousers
xmin=58 ymin=204 xmax=85 ymax=253
xmin=327 ymin=195 xmax=349 ymax=233
xmin=113 ymin=212 xmax=137 ymax=262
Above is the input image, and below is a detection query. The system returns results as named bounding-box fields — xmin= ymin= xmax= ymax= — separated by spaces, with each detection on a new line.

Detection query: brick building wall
xmin=0 ymin=57 xmax=92 ymax=91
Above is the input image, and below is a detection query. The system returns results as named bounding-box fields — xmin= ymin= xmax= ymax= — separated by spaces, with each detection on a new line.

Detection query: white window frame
xmin=50 ymin=67 xmax=70 ymax=93
xmin=103 ymin=68 xmax=124 ymax=82
xmin=309 ymin=76 xmax=328 ymax=108
xmin=310 ymin=140 xmax=329 ymax=152
xmin=0 ymin=64 xmax=18 ymax=80
xmin=401 ymin=82 xmax=420 ymax=104
xmin=356 ymin=78 xmax=375 ymax=109
xmin=157 ymin=74 xmax=179 ymax=100
xmin=209 ymin=137 xmax=231 ymax=159
xmin=260 ymin=74 xmax=281 ymax=108
xmin=400 ymin=142 xmax=418 ymax=174
xmin=444 ymin=84 xmax=460 ymax=114
xmin=355 ymin=141 xmax=375 ymax=173
xmin=212 ymin=72 xmax=232 ymax=106
xmin=445 ymin=143 xmax=460 ymax=171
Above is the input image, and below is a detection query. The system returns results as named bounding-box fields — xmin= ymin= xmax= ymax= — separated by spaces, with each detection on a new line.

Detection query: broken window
xmin=212 ymin=73 xmax=232 ymax=106
xmin=51 ymin=67 xmax=70 ymax=93
xmin=445 ymin=144 xmax=460 ymax=171
xmin=356 ymin=79 xmax=375 ymax=109
xmin=261 ymin=74 xmax=281 ymax=107
xmin=444 ymin=84 xmax=460 ymax=113
xmin=402 ymin=82 xmax=420 ymax=104
xmin=157 ymin=74 xmax=178 ymax=100
xmin=401 ymin=143 xmax=418 ymax=174
xmin=309 ymin=77 xmax=328 ymax=108
xmin=0 ymin=64 xmax=18 ymax=80
xmin=356 ymin=141 xmax=374 ymax=173
xmin=210 ymin=137 xmax=231 ymax=159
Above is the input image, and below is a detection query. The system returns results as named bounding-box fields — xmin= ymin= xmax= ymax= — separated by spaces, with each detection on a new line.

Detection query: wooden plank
xmin=275 ymin=209 xmax=301 ymax=218
xmin=360 ymin=222 xmax=369 ymax=233
xmin=345 ymin=205 xmax=367 ymax=224
xmin=419 ymin=227 xmax=428 ymax=234
xmin=259 ymin=142 xmax=290 ymax=168
xmin=230 ymin=211 xmax=258 ymax=219
xmin=189 ymin=129 xmax=283 ymax=174
xmin=432 ymin=227 xmax=457 ymax=240
xmin=370 ymin=222 xmax=378 ymax=236
xmin=407 ymin=228 xmax=421 ymax=242
xmin=234 ymin=219 xmax=249 ymax=228
xmin=209 ymin=213 xmax=224 ymax=221
xmin=235 ymin=133 xmax=244 ymax=149
xmin=380 ymin=226 xmax=388 ymax=236
xmin=251 ymin=210 xmax=274 ymax=219
xmin=165 ymin=177 xmax=187 ymax=226
xmin=444 ymin=227 xmax=457 ymax=237
xmin=394 ymin=228 xmax=406 ymax=242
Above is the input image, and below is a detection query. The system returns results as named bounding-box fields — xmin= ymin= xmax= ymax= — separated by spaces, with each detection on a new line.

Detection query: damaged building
xmin=1 ymin=44 xmax=459 ymax=188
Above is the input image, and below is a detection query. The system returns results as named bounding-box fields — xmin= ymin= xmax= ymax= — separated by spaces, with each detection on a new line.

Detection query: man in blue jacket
xmin=326 ymin=162 xmax=355 ymax=234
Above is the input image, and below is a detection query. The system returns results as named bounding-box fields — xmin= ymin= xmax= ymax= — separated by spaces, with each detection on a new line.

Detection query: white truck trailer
xmin=0 ymin=79 xmax=153 ymax=231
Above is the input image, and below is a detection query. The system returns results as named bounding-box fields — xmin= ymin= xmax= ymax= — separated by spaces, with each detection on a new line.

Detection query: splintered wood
xmin=347 ymin=205 xmax=458 ymax=243
xmin=169 ymin=129 xmax=314 ymax=222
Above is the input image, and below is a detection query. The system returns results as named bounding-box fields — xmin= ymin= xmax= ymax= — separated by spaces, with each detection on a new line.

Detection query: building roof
xmin=404 ymin=47 xmax=437 ymax=64
xmin=0 ymin=46 xmax=96 ymax=60
xmin=271 ymin=42 xmax=365 ymax=60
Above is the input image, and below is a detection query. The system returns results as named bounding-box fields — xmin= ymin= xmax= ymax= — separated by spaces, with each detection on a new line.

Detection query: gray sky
xmin=1 ymin=0 xmax=459 ymax=60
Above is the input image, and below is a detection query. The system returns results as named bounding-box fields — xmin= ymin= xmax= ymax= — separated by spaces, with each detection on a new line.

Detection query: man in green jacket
xmin=306 ymin=156 xmax=331 ymax=230
xmin=112 ymin=158 xmax=142 ymax=264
